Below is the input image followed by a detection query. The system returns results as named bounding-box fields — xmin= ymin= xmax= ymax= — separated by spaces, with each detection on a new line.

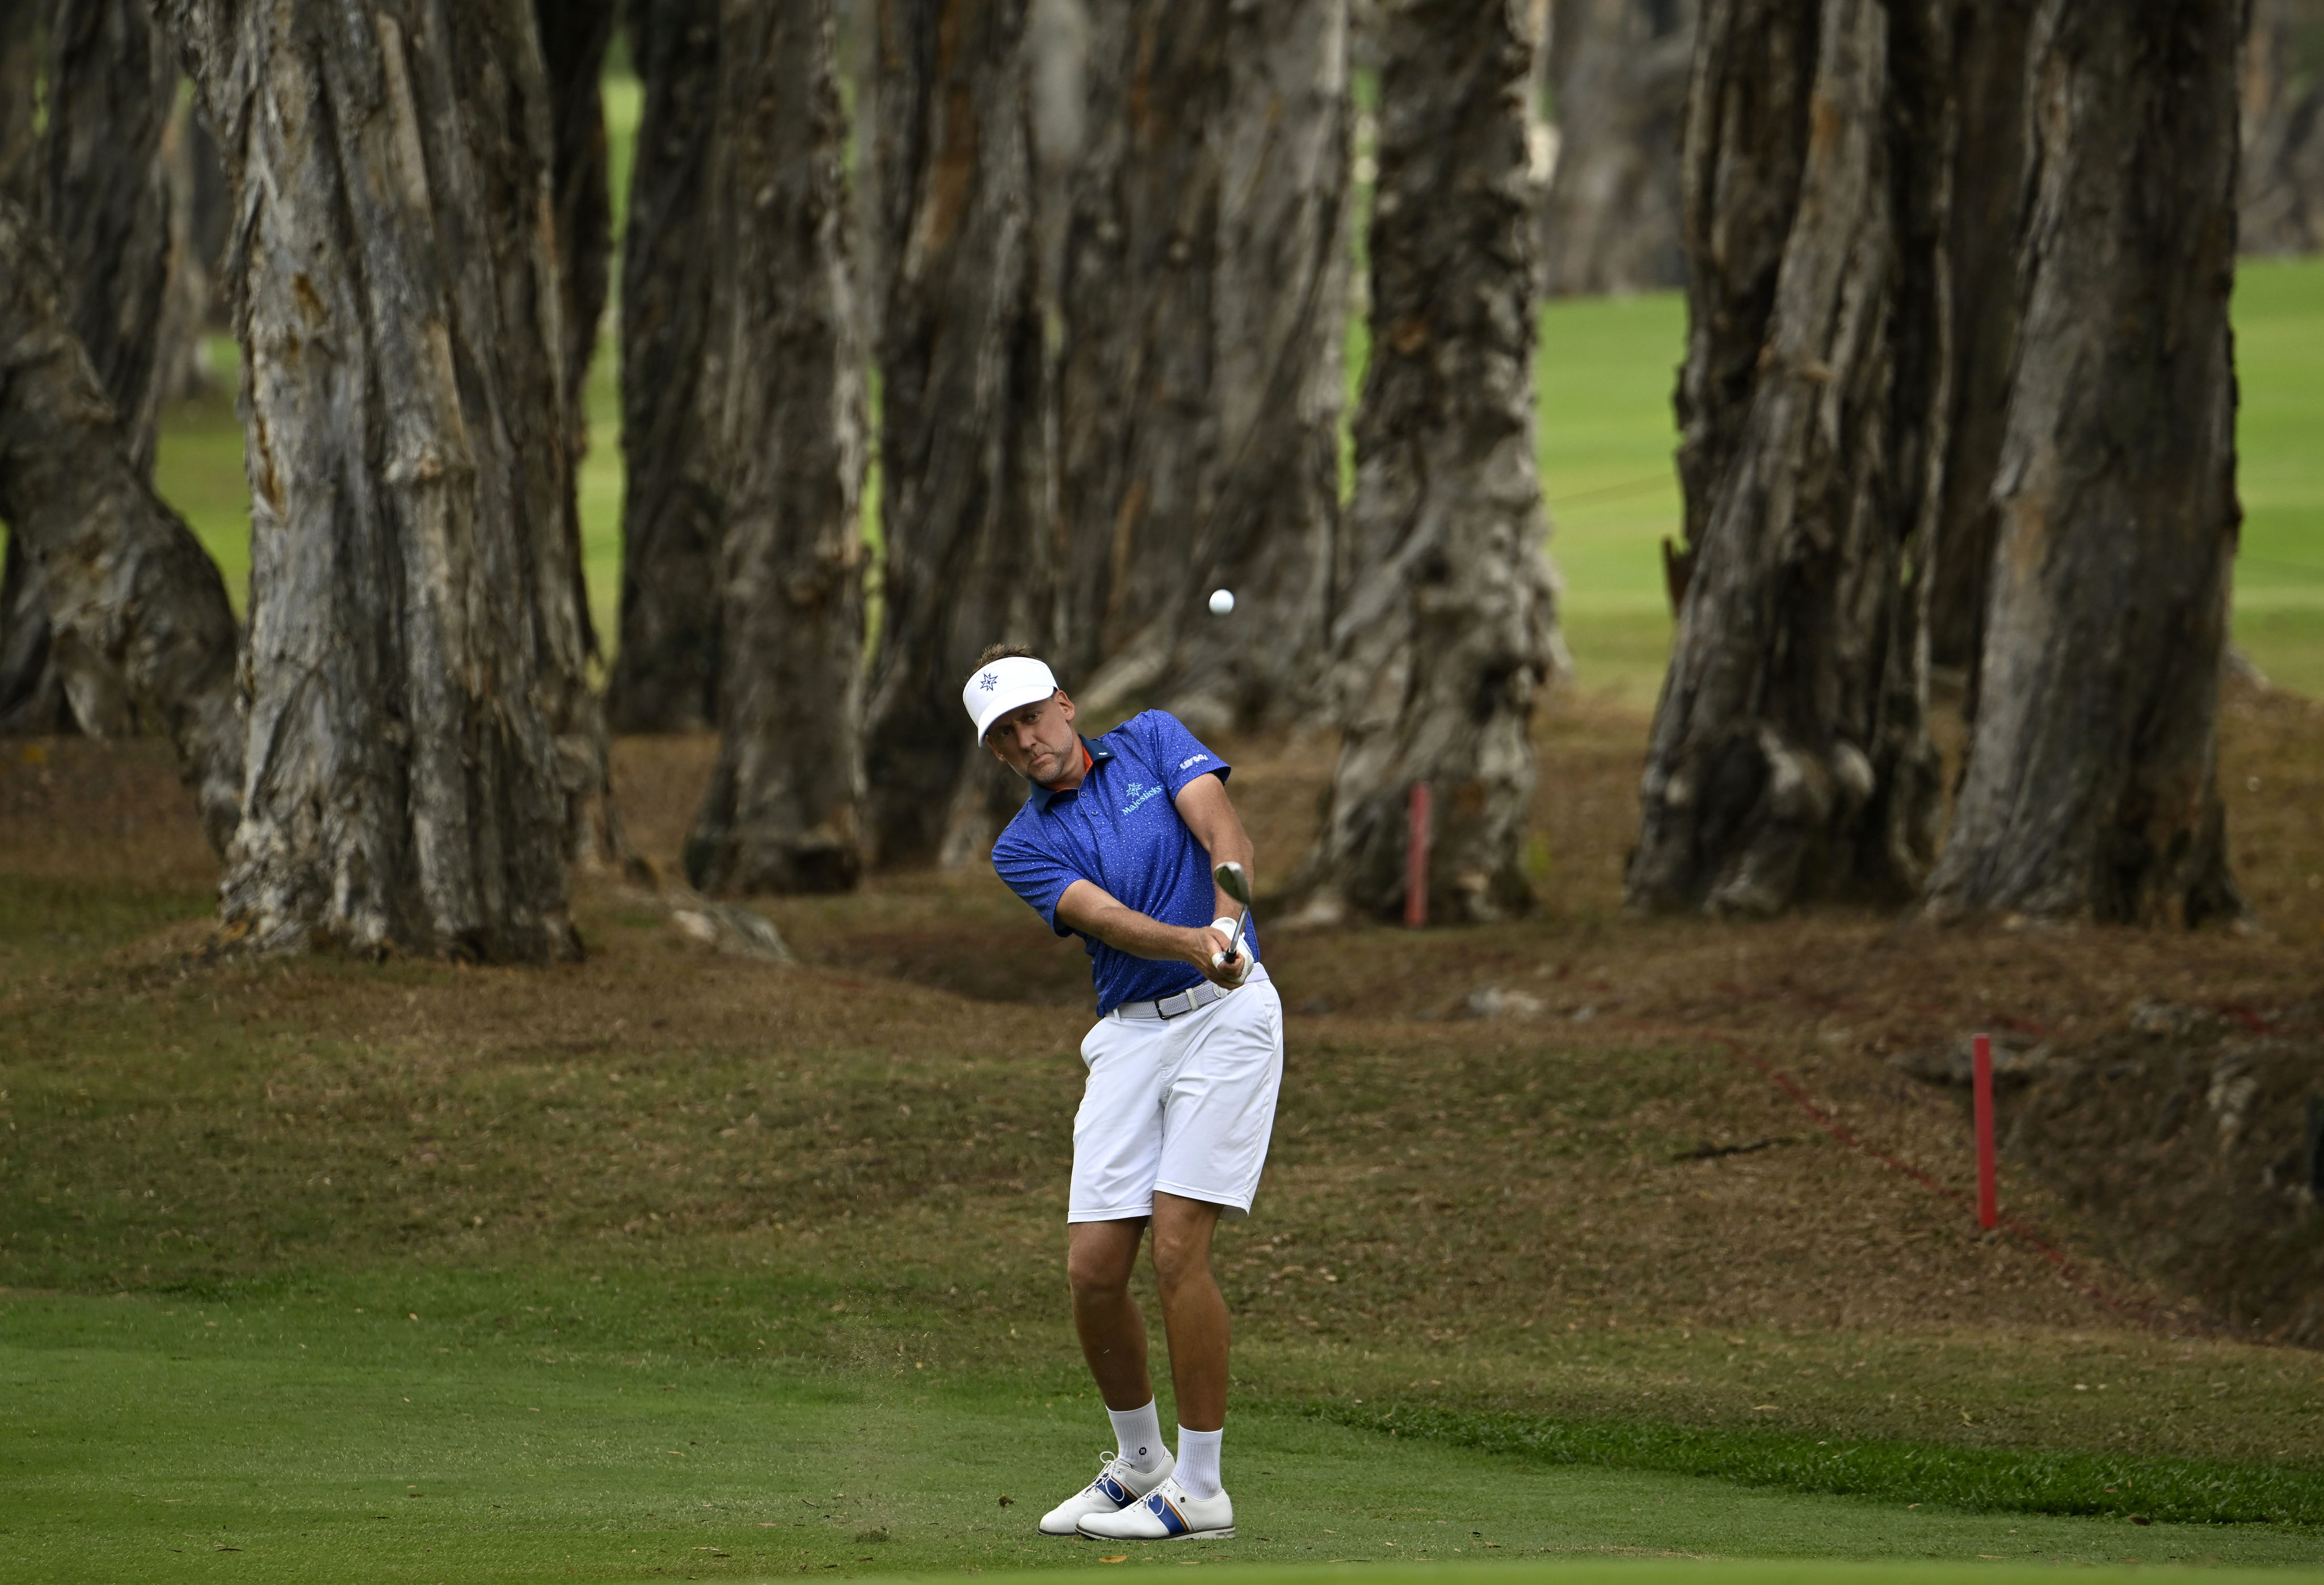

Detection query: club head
xmin=1212 ymin=861 xmax=1251 ymax=907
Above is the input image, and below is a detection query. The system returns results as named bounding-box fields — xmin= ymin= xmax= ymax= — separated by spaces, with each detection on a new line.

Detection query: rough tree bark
xmin=2240 ymin=0 xmax=2324 ymax=253
xmin=1536 ymin=0 xmax=1695 ymax=297
xmin=605 ymin=0 xmax=723 ymax=731
xmin=0 ymin=0 xmax=201 ymax=738
xmin=0 ymin=196 xmax=241 ymax=850
xmin=0 ymin=3 xmax=46 ymax=735
xmin=1052 ymin=0 xmax=1227 ymax=707
xmin=0 ymin=1 xmax=37 ymax=204
xmin=43 ymin=0 xmax=183 ymax=473
xmin=1626 ymin=0 xmax=1947 ymax=916
xmin=1927 ymin=0 xmax=2247 ymax=927
xmin=534 ymin=0 xmax=614 ymax=662
xmin=160 ymin=0 xmax=593 ymax=960
xmin=1053 ymin=0 xmax=1348 ymax=736
xmin=681 ymin=0 xmax=868 ymax=897
xmin=1294 ymin=0 xmax=1562 ymax=926
xmin=1925 ymin=0 xmax=2032 ymax=676
xmin=861 ymin=0 xmax=1050 ymax=869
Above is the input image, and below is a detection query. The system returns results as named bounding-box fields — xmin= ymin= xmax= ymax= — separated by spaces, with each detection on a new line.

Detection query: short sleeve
xmin=1132 ymin=711 xmax=1231 ymax=799
xmin=991 ymin=826 xmax=1083 ymax=937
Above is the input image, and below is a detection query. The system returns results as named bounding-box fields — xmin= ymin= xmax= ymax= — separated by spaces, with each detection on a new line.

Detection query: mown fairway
xmin=10 ymin=1287 xmax=2324 ymax=1582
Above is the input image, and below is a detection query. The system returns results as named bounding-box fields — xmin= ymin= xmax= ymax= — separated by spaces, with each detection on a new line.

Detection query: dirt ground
xmin=2 ymin=679 xmax=2321 ymax=1462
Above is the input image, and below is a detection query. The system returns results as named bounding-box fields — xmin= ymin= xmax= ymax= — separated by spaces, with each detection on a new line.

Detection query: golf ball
xmin=1208 ymin=588 xmax=1235 ymax=616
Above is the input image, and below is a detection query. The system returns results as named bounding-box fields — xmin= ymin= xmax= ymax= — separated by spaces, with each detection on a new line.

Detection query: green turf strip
xmin=1312 ymin=1401 xmax=2324 ymax=1529
xmin=9 ymin=1289 xmax=2324 ymax=1583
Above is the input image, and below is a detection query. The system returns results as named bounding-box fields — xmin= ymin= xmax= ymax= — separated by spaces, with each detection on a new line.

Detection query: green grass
xmin=2229 ymin=257 xmax=2324 ymax=696
xmin=1316 ymin=1401 xmax=2324 ymax=1528
xmin=10 ymin=1285 xmax=2323 ymax=1583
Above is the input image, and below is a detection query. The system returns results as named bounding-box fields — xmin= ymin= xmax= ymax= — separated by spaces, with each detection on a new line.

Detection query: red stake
xmin=1973 ymin=1032 xmax=1998 ymax=1230
xmin=1404 ymin=781 xmax=1432 ymax=929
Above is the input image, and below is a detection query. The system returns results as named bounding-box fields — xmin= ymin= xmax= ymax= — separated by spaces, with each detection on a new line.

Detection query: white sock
xmin=1108 ymin=1399 xmax=1166 ymax=1472
xmin=1174 ymin=1425 xmax=1223 ymax=1499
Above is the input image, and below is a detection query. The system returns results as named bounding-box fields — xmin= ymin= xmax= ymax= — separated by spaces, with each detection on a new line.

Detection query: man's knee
xmin=1148 ymin=1212 xmax=1218 ymax=1291
xmin=1067 ymin=1228 xmax=1140 ymax=1301
xmin=1068 ymin=1258 xmax=1131 ymax=1305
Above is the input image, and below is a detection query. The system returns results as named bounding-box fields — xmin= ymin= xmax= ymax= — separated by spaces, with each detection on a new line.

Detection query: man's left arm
xmin=1173 ymin=773 xmax=1255 ymax=929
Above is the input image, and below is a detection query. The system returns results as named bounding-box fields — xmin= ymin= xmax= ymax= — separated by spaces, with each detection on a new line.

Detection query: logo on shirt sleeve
xmin=1178 ymin=754 xmax=1209 ymax=770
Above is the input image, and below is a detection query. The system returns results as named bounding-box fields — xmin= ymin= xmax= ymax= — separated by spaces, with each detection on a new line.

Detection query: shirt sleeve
xmin=991 ymin=827 xmax=1083 ymax=937
xmin=1135 ymin=710 xmax=1232 ymax=799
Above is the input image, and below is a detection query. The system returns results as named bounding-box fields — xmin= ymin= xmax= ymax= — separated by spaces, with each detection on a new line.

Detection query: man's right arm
xmin=1055 ymin=879 xmax=1243 ymax=987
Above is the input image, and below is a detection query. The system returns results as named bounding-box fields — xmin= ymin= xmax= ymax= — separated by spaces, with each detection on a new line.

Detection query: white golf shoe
xmin=1075 ymin=1474 xmax=1234 ymax=1541
xmin=1038 ymin=1452 xmax=1176 ymax=1537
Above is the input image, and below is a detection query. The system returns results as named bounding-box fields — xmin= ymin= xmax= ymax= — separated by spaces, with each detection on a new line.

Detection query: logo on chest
xmin=1119 ymin=780 xmax=1164 ymax=817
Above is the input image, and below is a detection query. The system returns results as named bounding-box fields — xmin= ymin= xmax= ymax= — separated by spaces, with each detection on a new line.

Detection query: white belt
xmin=1112 ymin=964 xmax=1265 ymax=1021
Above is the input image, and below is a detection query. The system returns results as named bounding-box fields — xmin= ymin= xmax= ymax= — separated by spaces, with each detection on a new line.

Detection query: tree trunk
xmin=0 ymin=0 xmax=200 ymax=740
xmin=1626 ymin=0 xmax=1947 ymax=917
xmin=1925 ymin=0 xmax=2032 ymax=677
xmin=1052 ymin=0 xmax=1227 ymax=706
xmin=605 ymin=0 xmax=723 ymax=732
xmin=0 ymin=196 xmax=241 ymax=850
xmin=1052 ymin=0 xmax=1347 ymax=737
xmin=861 ymin=0 xmax=1049 ymax=869
xmin=2239 ymin=0 xmax=2324 ymax=254
xmin=534 ymin=0 xmax=614 ymax=663
xmin=1192 ymin=0 xmax=1346 ymax=726
xmin=1294 ymin=0 xmax=1562 ymax=926
xmin=681 ymin=0 xmax=868 ymax=897
xmin=161 ymin=0 xmax=592 ymax=960
xmin=42 ymin=0 xmax=182 ymax=475
xmin=1927 ymin=0 xmax=2247 ymax=928
xmin=1536 ymin=0 xmax=1694 ymax=297
xmin=0 ymin=1 xmax=38 ymax=205
xmin=0 ymin=9 xmax=41 ymax=733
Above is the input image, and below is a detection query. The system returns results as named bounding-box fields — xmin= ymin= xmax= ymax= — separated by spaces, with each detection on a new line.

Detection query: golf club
xmin=1212 ymin=860 xmax=1252 ymax=974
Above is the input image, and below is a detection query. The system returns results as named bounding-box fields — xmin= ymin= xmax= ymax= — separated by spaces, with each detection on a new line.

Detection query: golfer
xmin=965 ymin=646 xmax=1284 ymax=1542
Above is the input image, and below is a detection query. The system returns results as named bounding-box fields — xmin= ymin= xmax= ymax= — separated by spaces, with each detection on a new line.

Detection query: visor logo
xmin=978 ymin=671 xmax=999 ymax=691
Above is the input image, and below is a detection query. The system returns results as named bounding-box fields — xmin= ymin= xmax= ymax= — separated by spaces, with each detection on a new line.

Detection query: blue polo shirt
xmin=991 ymin=710 xmax=1261 ymax=1015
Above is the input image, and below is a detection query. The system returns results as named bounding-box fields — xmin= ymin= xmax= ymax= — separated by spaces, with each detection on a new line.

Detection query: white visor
xmin=963 ymin=655 xmax=1061 ymax=741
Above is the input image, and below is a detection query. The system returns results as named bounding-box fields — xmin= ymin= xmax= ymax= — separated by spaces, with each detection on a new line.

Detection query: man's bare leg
xmin=1148 ymin=1191 xmax=1227 ymax=1432
xmin=1068 ymin=1217 xmax=1153 ymax=1410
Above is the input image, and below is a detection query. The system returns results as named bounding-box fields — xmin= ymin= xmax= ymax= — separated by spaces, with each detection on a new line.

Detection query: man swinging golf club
xmin=966 ymin=645 xmax=1285 ymax=1542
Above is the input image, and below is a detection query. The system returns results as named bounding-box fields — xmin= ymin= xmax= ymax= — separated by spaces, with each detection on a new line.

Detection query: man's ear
xmin=1055 ymin=690 xmax=1075 ymax=723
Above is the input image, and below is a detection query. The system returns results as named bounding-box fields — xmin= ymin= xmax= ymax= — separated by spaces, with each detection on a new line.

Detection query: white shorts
xmin=1068 ymin=967 xmax=1285 ymax=1224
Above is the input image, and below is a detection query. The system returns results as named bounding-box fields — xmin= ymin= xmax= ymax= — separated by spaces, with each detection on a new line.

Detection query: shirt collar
xmin=1027 ymin=737 xmax=1113 ymax=813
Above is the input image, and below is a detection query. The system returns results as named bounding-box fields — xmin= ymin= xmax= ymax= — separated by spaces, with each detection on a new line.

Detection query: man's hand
xmin=1197 ymin=923 xmax=1248 ymax=987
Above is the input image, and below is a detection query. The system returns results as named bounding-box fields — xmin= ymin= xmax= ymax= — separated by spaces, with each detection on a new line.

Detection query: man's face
xmin=984 ymin=690 xmax=1080 ymax=783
